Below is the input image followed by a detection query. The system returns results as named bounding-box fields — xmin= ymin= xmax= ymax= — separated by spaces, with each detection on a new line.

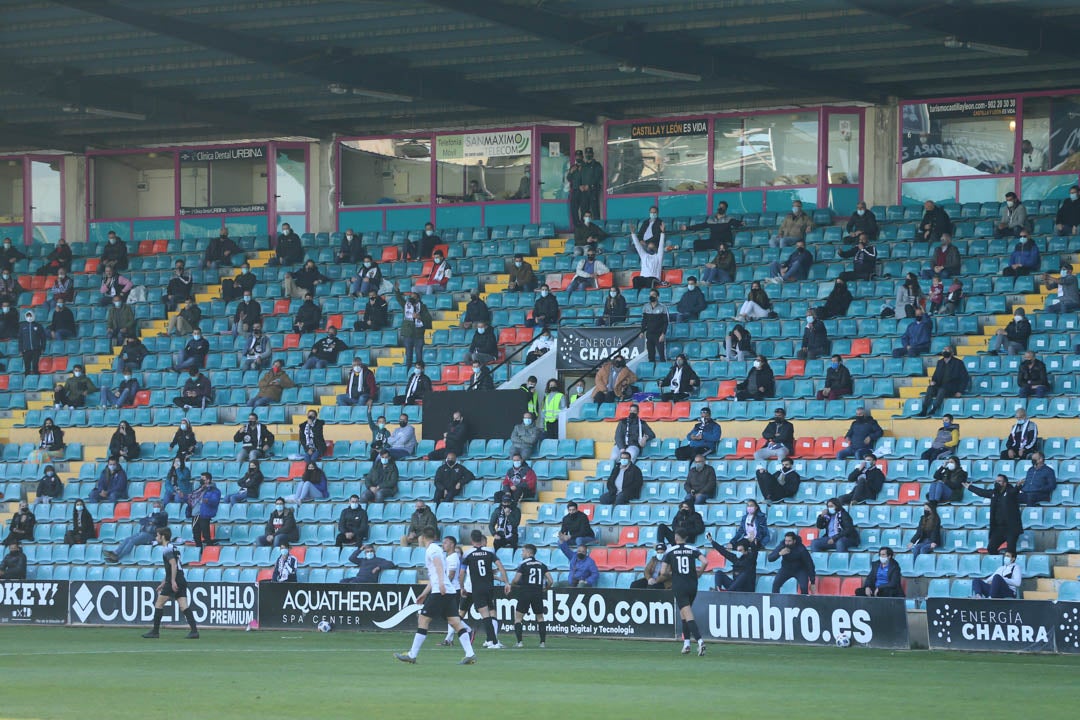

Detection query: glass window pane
xmin=340 ymin=138 xmax=431 ymax=206
xmin=828 ymin=113 xmax=860 ymax=184
xmin=179 ymin=147 xmax=268 ymax=213
xmin=275 ymin=148 xmax=306 ymax=212
xmin=94 ymin=153 xmax=175 ymax=219
xmin=712 ymin=112 xmax=819 ymax=188
xmin=210 ymin=157 xmax=267 ymax=208
xmin=606 ymin=121 xmax=708 ymax=195
xmin=539 ymin=131 xmax=571 ymax=200
xmin=1018 ymin=94 xmax=1080 ymax=173
xmin=0 ymin=158 xmax=24 ymax=224
xmin=901 ymin=99 xmax=1016 ymax=178
xmin=436 ymin=131 xmax=531 ymax=202
xmin=31 ymin=160 xmax=62 ymax=223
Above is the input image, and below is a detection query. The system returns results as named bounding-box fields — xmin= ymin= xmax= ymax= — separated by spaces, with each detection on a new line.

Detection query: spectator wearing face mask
xmin=599 ymin=286 xmax=628 ymax=326
xmin=675 ymin=277 xmax=707 ymax=322
xmin=837 ymin=454 xmax=886 ymax=505
xmin=988 ymin=308 xmax=1031 ymax=355
xmin=292 ymin=293 xmax=323 ymax=334
xmin=413 ymin=251 xmax=452 ymax=296
xmin=257 ymin=498 xmax=298 ymax=548
xmin=335 ymin=495 xmax=369 ymax=548
xmin=54 ymin=365 xmax=96 ymax=409
xmin=393 ymin=363 xmax=431 ymax=406
xmin=700 ymin=241 xmax=737 ymax=285
xmin=572 ymin=211 xmax=609 ymax=255
xmin=221 ymin=261 xmax=257 ymax=303
xmin=918 ymin=348 xmax=969 ymax=417
xmin=919 ymin=200 xmax=952 ymax=243
xmin=843 ymin=202 xmax=879 ymax=243
xmin=921 ymin=234 xmax=961 ymax=280
xmin=284 ymin=260 xmax=330 ymax=300
xmin=754 ymin=408 xmax=795 ymax=462
xmin=907 ymin=501 xmax=943 ymax=560
xmin=251 ymin=360 xmax=295 ymax=408
xmin=1017 ymin=350 xmax=1051 ymax=399
xmin=641 ymin=291 xmax=668 ymax=362
xmin=18 ymin=310 xmax=47 ymax=375
xmin=203 ymin=229 xmax=241 ymax=269
xmin=97 ymin=266 xmax=132 ymax=306
xmin=971 ymin=550 xmax=1022 ymax=598
xmin=768 ymin=532 xmax=816 ymax=594
xmin=362 ymin=449 xmax=399 ymax=503
xmin=0 ymin=237 xmax=26 ymax=273
xmin=188 ymin=473 xmax=221 ymax=545
xmin=108 ymin=420 xmax=140 ymax=461
xmin=270 ymin=543 xmax=299 ymax=583
xmin=810 ymin=500 xmax=860 ymax=552
xmin=557 ymin=540 xmax=598 ymax=588
xmin=169 ymin=297 xmax=202 ymax=338
xmin=540 ymin=379 xmax=566 ymax=439
xmin=838 ymin=233 xmax=878 ymax=282
xmin=469 ymin=361 xmax=495 ymax=391
xmin=709 ymin=537 xmax=757 ymax=593
xmin=1001 ymin=408 xmax=1039 ymax=461
xmin=1043 ymin=264 xmax=1080 ymax=314
xmin=224 ymin=460 xmax=263 ymax=505
xmin=499 ymin=454 xmax=537 ymax=503
xmin=36 ymin=237 xmax=73 ymax=277
xmin=1016 ymin=451 xmax=1056 ymax=506
xmin=526 ymin=284 xmax=560 ymax=328
xmin=630 ymin=212 xmax=670 ymax=290
xmin=891 ymin=309 xmax=933 ymax=357
xmin=766 ymin=239 xmax=813 ymax=283
xmin=238 ymin=325 xmax=271 ymax=372
xmin=90 ymin=457 xmax=129 ymax=502
xmin=432 ymin=452 xmax=474 ymax=505
xmin=460 ymin=290 xmax=491 ymax=331
xmin=674 ymin=407 xmax=721 ymax=461
xmin=600 ymin=451 xmax=643 ymax=505
xmin=99 ymin=231 xmax=128 ymax=272
xmin=1002 ymin=232 xmax=1040 ymax=277
xmin=927 ymin=454 xmax=967 ymax=503
xmin=428 ymin=411 xmax=468 ymax=461
xmin=755 ymin=457 xmax=801 ymax=502
xmin=837 ymin=407 xmax=883 ymax=460
xmin=855 ymin=548 xmax=904 ymax=597
xmin=169 ymin=419 xmax=200 ymax=462
xmin=385 ymin=415 xmax=417 ymax=460
xmin=104 ymin=501 xmax=168 ymax=563
xmin=338 ymin=358 xmax=376 ymax=408
xmin=230 ymin=286 xmax=262 ymax=336
xmin=736 ymin=355 xmax=775 ymax=401
xmin=337 ymin=228 xmax=364 ymax=265
xmin=162 ymin=457 xmax=192 ymax=505
xmin=817 ymin=354 xmax=852 ymax=401
xmin=393 ymin=282 xmax=433 ymax=368
xmin=658 ymin=500 xmax=705 ymax=545
xmin=593 ymin=356 xmax=636 ymax=405
xmin=350 ymin=255 xmax=383 ymax=298
xmin=356 ymin=291 xmax=390 ymax=332
xmin=105 ymin=297 xmax=136 ymax=347
xmin=490 ymin=497 xmax=521 ymax=550
xmin=64 ymin=500 xmax=97 ymax=546
xmin=771 ymin=200 xmax=814 ymax=248
xmin=405 ymin=222 xmax=440 ymax=262
xmin=48 ymin=298 xmax=77 ymax=341
xmin=163 ymin=260 xmax=192 ymax=312
xmin=610 ymin=403 xmax=656 ymax=462
xmin=35 ymin=464 xmax=64 ymax=504
xmin=3 ymin=501 xmax=36 ymax=546
xmin=46 ymin=268 xmax=75 ymax=314
xmin=466 ymin=320 xmax=498 ymax=365
xmin=798 ymin=308 xmax=830 ymax=361
xmin=1055 ymin=185 xmax=1080 ymax=236
xmin=507 ymin=253 xmax=537 ymax=293
xmin=343 ymin=544 xmax=395 ymax=584
xmin=683 ymin=454 xmax=717 ymax=505
xmin=0 ymin=300 xmax=18 ymax=339
xmin=728 ymin=499 xmax=770 ymax=550
xmin=171 ymin=329 xmax=209 ymax=373
xmin=995 ymin=192 xmax=1029 ymax=238
xmin=303 ymin=326 xmax=348 ymax=370
xmin=567 ymin=248 xmax=610 ymax=293
xmin=682 ymin=201 xmax=742 ymax=251
xmin=964 ymin=475 xmax=1022 ymax=556
xmin=269 ymin=224 xmax=302 ymax=267
xmin=659 ymin=354 xmax=699 ymax=402
xmin=816 ymin=278 xmax=853 ymax=320
xmin=509 ymin=414 xmax=544 ymax=461
xmin=234 ymin=412 xmax=274 ymax=463
xmin=288 ymin=461 xmax=328 ymax=505
xmin=921 ymin=412 xmax=961 ymax=461
xmin=298 ymin=410 xmax=326 ymax=463
xmin=631 ymin=543 xmax=673 ymax=590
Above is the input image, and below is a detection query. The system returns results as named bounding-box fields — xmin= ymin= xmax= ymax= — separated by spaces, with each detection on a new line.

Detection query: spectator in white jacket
xmin=630 ymin=209 xmax=672 ymax=290
xmin=971 ymin=550 xmax=1022 ymax=599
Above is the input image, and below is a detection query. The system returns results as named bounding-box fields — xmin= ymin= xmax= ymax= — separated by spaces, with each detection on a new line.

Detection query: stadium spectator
xmin=362 ymin=449 xmax=399 ymax=503
xmin=1020 ymin=139 xmax=1045 ymax=171
xmin=302 ymin=326 xmax=347 ymax=370
xmin=189 ymin=474 xmax=220 ymax=544
xmin=995 ymin=192 xmax=1029 ymax=238
xmin=164 ymin=260 xmax=192 ymax=311
xmin=641 ymin=291 xmax=668 ymax=361
xmin=0 ymin=268 xmax=22 ymax=306
xmin=298 ymin=409 xmax=326 ymax=463
xmin=593 ymin=356 xmax=636 ymax=405
xmin=1055 ymin=185 xmax=1080 ymax=235
xmin=938 ymin=277 xmax=964 ymax=315
xmin=499 ymin=453 xmax=537 ymax=502
xmin=343 ymin=544 xmax=394 ymax=584
xmin=89 ymin=458 xmax=128 ymax=502
xmin=49 ymin=299 xmax=76 ymax=341
xmin=432 ymin=452 xmax=474 ymax=505
xmin=288 ymin=460 xmax=329 ymax=505
xmin=684 ymin=454 xmax=717 ymax=505
xmin=490 ymin=496 xmax=520 ymax=550
xmin=558 ymin=501 xmax=596 ymax=547
xmin=816 ymin=354 xmax=852 ymax=401
xmin=46 ymin=267 xmax=75 ymax=313
xmin=770 ymin=200 xmax=813 ymax=248
xmin=889 ymin=308 xmax=933 ymax=358
xmin=766 ymin=238 xmax=813 ymax=283
xmin=735 ymin=281 xmax=773 ymax=322
xmin=466 ymin=320 xmax=497 ymax=365
xmin=29 ymin=416 xmax=65 ymax=464
xmin=921 ymin=415 xmax=960 ymax=463
xmin=337 ymin=228 xmax=363 ymax=265
xmin=854 ymin=548 xmax=904 ymax=597
xmin=683 ymin=201 xmax=741 ymax=251
xmin=810 ymin=499 xmax=860 ymax=552
xmin=231 ymin=290 xmax=262 ymax=337
xmin=114 ymin=336 xmax=148 ymax=372
xmin=526 ymin=333 xmax=556 ymax=365
xmin=18 ymin=309 xmax=47 ymax=375
xmin=270 ymin=543 xmax=299 ymax=583
xmin=393 ymin=283 xmax=432 ymax=367
xmin=557 ymin=540 xmax=599 ymax=588
xmin=755 ymin=457 xmax=801 ymax=502
xmin=837 ymin=407 xmax=883 ymax=460
xmin=356 ymin=291 xmax=389 ymax=332
xmin=798 ymin=308 xmax=830 ymax=361
xmin=540 ymin=380 xmax=565 ymax=439
xmin=428 ymin=410 xmax=468 ymax=461
xmin=599 ymin=286 xmax=628 ymax=326
xmin=405 ymin=222 xmax=439 ymax=261
xmin=927 ymin=454 xmax=967 ymax=502
xmin=35 ymin=465 xmax=64 ymax=504
xmin=104 ymin=500 xmax=168 ymax=563
xmin=1017 ymin=452 xmax=1056 ymax=505
xmin=610 ymin=403 xmax=656 ymax=462
xmin=927 ymin=275 xmax=945 ymax=315
xmin=710 ymin=537 xmax=757 ymax=593
xmin=920 ymin=236 xmax=963 ymax=280
xmin=335 ymin=495 xmax=369 ymax=548
xmin=700 ymin=240 xmax=736 ymax=285
xmin=965 ymin=474 xmax=1022 ymax=555
xmin=37 ymin=237 xmax=73 ymax=277
xmin=393 ymin=362 xmax=431 ymax=406
xmin=221 ymin=262 xmax=256 ymax=303
xmin=400 ymin=500 xmax=437 ymax=547
xmin=572 ymin=211 xmax=608 ymax=255
xmin=168 ymin=419 xmax=199 ymax=462
xmin=234 ymin=412 xmax=273 ymax=463
xmin=908 ymin=501 xmax=942 ymax=560
xmin=99 ymin=230 xmax=128 ymax=273
xmin=630 ymin=221 xmax=668 ymax=290
xmin=600 ymin=451 xmax=643 ymax=505
xmin=54 ymin=364 xmax=96 ymax=409
xmin=1001 ymin=408 xmax=1039 ymax=460
xmin=735 ymin=355 xmax=775 ymax=401
xmin=725 ymin=322 xmax=754 ymax=361
xmin=754 ymin=407 xmax=795 ymax=462
xmin=1002 ymin=231 xmax=1040 ymax=277
xmin=919 ymin=200 xmax=952 ymax=243
xmin=1017 ymin=350 xmax=1050 ymax=398
xmin=816 ymin=278 xmax=853 ymax=320
xmin=250 ymin=359 xmax=295 ymax=408
xmin=64 ymin=500 xmax=96 ymax=545
xmin=579 ymin=147 xmax=603 ymax=219
xmin=161 ymin=457 xmax=192 ymax=505
xmin=768 ymin=532 xmax=816 ymax=594
xmin=257 ymin=498 xmax=299 ymax=548
xmin=659 ymin=354 xmax=699 ymax=402
xmin=988 ymin=307 xmax=1031 ymax=355
xmin=837 ymin=454 xmax=886 ymax=505
xmin=270 ymin=223 xmax=302 ymax=267
xmin=350 ymin=255 xmax=383 ymax=298
xmin=367 ymin=415 xmax=391 ymax=460
xmin=338 ymin=358 xmax=376 ymax=407
xmin=292 ymin=292 xmax=322 ymax=334
xmin=838 ymin=233 xmax=877 ymax=282
xmin=630 ymin=543 xmax=672 ymax=590
xmin=1043 ymin=263 xmax=1079 ymax=314
xmin=507 ymin=253 xmax=537 ymax=293
xmin=108 ymin=420 xmax=140 ymax=461
xmin=567 ymin=247 xmax=609 ymax=293
xmin=675 ymin=277 xmax=707 ymax=322
xmin=674 ymin=407 xmax=721 ymax=461
xmin=971 ymin=550 xmax=1022 ymax=599
xmin=460 ymin=290 xmax=491 ymax=330
xmin=844 ymin=201 xmax=879 ymax=242
xmin=918 ymin=348 xmax=968 ymax=416
xmin=386 ymin=414 xmax=417 ymax=460
xmin=224 ymin=461 xmax=263 ymax=505
xmin=0 ymin=540 xmax=26 ymax=580
xmin=0 ymin=300 xmax=18 ymax=340
xmin=171 ymin=329 xmax=209 ymax=373
xmin=657 ymin=500 xmax=705 ymax=545
xmin=168 ymin=297 xmax=202 ymax=337
xmin=728 ymin=498 xmax=769 ymax=550
xmin=413 ymin=250 xmax=452 ymax=295
xmin=3 ymin=501 xmax=35 ymax=546
xmin=238 ymin=325 xmax=271 ymax=372
xmin=203 ymin=229 xmax=241 ymax=269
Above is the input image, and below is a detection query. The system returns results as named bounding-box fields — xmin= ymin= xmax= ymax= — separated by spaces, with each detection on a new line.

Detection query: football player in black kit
xmin=462 ymin=530 xmax=510 ymax=649
xmin=658 ymin=529 xmax=708 ymax=655
xmin=142 ymin=528 xmax=199 ymax=639
xmin=510 ymin=543 xmax=553 ymax=648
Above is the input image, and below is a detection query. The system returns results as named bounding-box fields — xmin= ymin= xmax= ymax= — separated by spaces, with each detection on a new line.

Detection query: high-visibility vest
xmin=543 ymin=392 xmax=565 ymax=424
xmin=520 ymin=385 xmax=538 ymax=415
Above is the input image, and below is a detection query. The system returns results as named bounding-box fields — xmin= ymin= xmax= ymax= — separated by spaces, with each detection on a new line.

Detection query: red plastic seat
xmin=706 ymin=549 xmax=726 ymax=570
xmin=325 ymin=314 xmax=343 ymax=330
xmin=625 ymin=548 xmax=648 ymax=569
xmin=441 ymin=366 xmax=460 ymax=383
xmin=37 ymin=358 xmax=53 ymax=374
xmin=142 ymin=481 xmax=161 ymax=500
xmin=273 ymin=299 xmax=291 ymax=315
xmin=592 ymin=548 xmax=614 ymax=570
xmin=256 ymin=568 xmax=274 ymax=583
xmin=380 ymin=246 xmax=400 ymax=262
xmin=84 ymin=258 xmax=100 ymax=274
xmin=153 ymin=240 xmax=169 ymax=254
xmin=460 ymin=365 xmax=474 ymax=383
xmin=190 ymin=545 xmax=221 ymax=566
xmin=636 ymin=402 xmax=659 ymax=421
xmin=498 ymin=328 xmax=517 ymax=345
xmin=615 ymin=526 xmax=640 ymax=546
xmin=846 ymin=338 xmax=871 ymax=357
xmin=51 ymin=357 xmax=68 ymax=372
xmin=614 ymin=402 xmax=631 ymax=420
xmin=432 ymin=243 xmax=449 ymax=258
xmin=892 ymin=482 xmax=921 ymax=505
xmin=799 ymin=527 xmax=818 ymax=547
xmin=288 ymin=461 xmax=307 ymax=479
xmin=133 ymin=390 xmax=151 ymax=406
xmin=795 ymin=437 xmax=816 ymax=458
xmin=578 ymin=503 xmax=595 ymax=521
xmin=671 ymin=401 xmax=691 ymax=419
xmin=289 ymin=546 xmax=307 ymax=563
xmin=815 ymin=576 xmax=841 ymax=595
xmin=0 ymin=375 xmax=8 ymax=390
xmin=779 ymin=359 xmax=805 ymax=378
xmin=733 ymin=437 xmax=763 ymax=458
xmin=138 ymin=240 xmax=155 ymax=255
xmin=282 ymin=333 xmax=300 ymax=349
xmin=514 ymin=328 xmax=534 ymax=343
xmin=839 ymin=577 xmax=863 ymax=596
xmin=715 ymin=380 xmax=736 ymax=400
xmin=606 ymin=548 xmax=629 ymax=571
xmin=597 ymin=273 xmax=613 ymax=289
xmin=663 ymin=269 xmax=683 ymax=285
xmin=813 ymin=437 xmax=835 ymax=457
xmin=113 ymin=502 xmax=131 ymax=519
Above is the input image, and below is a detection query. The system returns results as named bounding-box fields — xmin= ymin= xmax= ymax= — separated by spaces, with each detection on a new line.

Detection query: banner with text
xmin=0 ymin=580 xmax=68 ymax=625
xmin=556 ymin=327 xmax=645 ymax=370
xmin=437 ymin=131 xmax=532 ymax=160
xmin=179 ymin=203 xmax=268 ymax=216
xmin=68 ymin=581 xmax=256 ymax=627
xmin=179 ymin=146 xmax=267 ymax=163
xmin=630 ymin=120 xmax=709 ymax=139
xmin=691 ymin=591 xmax=909 ymax=649
xmin=926 ymin=598 xmax=1055 ymax=653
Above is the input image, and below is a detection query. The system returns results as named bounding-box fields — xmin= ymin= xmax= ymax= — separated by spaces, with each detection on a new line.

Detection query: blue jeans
xmin=337 ymin=393 xmax=370 ymax=406
xmin=700 ymin=267 xmax=732 ymax=284
xmin=598 ymin=490 xmax=631 ymax=505
xmin=224 ymin=491 xmax=249 ymax=504
xmin=403 ymin=336 xmax=423 ymax=368
xmin=351 ymin=277 xmax=376 ymax=296
xmin=173 ymin=351 xmax=202 ymax=372
xmin=360 ymin=487 xmax=394 ymax=503
xmin=302 ymin=357 xmax=329 ymax=369
xmin=911 ymin=541 xmax=936 ymax=560
xmin=891 ymin=343 xmax=929 ymax=357
xmin=249 ymin=396 xmax=273 ymax=408
xmin=716 ymin=570 xmax=754 ymax=592
xmin=386 ymin=448 xmax=409 ymax=460
xmin=926 ymin=482 xmax=954 ymax=503
xmin=566 ymin=535 xmax=595 ymax=548
xmin=972 ymin=576 xmax=1015 ymax=599
xmin=566 ymin=277 xmax=596 ymax=293
xmin=290 ymin=481 xmax=326 ymax=504
xmin=161 ymin=490 xmax=187 ymax=505
xmin=88 ymin=490 xmax=122 ymax=502
xmin=1047 ymin=300 xmax=1080 ymax=314
xmin=772 ymin=567 xmax=811 ymax=594
xmin=684 ymin=493 xmax=710 ymax=506
xmin=837 ymin=444 xmax=874 ymax=461
xmin=100 ymin=385 xmax=136 ymax=408
xmin=1019 ymin=385 xmax=1048 ymax=398
xmin=301 ymin=448 xmax=322 ymax=463
xmin=768 ymin=259 xmax=808 ymax=282
xmin=115 ymin=531 xmax=154 ymax=560
xmin=810 ymin=536 xmax=857 ymax=552
xmin=989 ymin=336 xmax=1025 ymax=355
xmin=769 ymin=236 xmax=800 ymax=248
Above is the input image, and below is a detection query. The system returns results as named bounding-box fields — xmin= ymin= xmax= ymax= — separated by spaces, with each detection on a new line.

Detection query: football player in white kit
xmin=440 ymin=537 xmax=472 ymax=645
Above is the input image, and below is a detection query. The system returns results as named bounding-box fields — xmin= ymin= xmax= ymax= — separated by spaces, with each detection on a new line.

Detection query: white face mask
xmin=433 ymin=257 xmax=443 ymax=265
xmin=346 ymin=233 xmax=354 ymax=239
xmin=947 ymin=462 xmax=957 ymax=470
xmin=279 ymin=548 xmax=290 ymax=557
xmin=806 ymin=315 xmax=814 ymax=324
xmin=192 ymin=334 xmax=201 ymax=340
xmin=1071 ymin=192 xmax=1079 ymax=201
xmin=687 ymin=283 xmax=696 ymax=290
xmin=791 ymin=206 xmax=800 ymax=214
xmin=609 ymin=290 xmax=617 ymax=297
xmin=380 ymin=456 xmax=388 ymax=465
xmin=540 ymin=290 xmax=549 ymax=297
xmin=364 ymin=551 xmax=375 ymax=559
xmin=522 ymin=418 xmax=532 ymax=426
xmin=514 ymin=261 xmax=522 ymax=268
xmin=513 ymin=460 xmax=522 ymax=468
xmin=856 ymin=209 xmax=865 ymax=216
xmin=880 ymin=556 xmax=889 ymax=563
xmin=113 ymin=301 xmax=122 ymax=308
xmin=583 ymin=217 xmax=592 ymax=225
xmin=73 ymin=371 xmax=82 ymax=378
xmin=753 ymin=361 xmax=763 ymax=370
xmin=349 ymin=502 xmax=358 ymax=510
xmin=244 ymin=296 xmax=251 ymax=302
xmin=619 ymin=458 xmax=629 ymax=466
xmin=1014 ymin=315 xmax=1023 ymax=323
xmin=123 ymin=375 xmax=131 ymax=381
xmin=1006 ymin=201 xmax=1015 ymax=208
xmin=477 ymin=327 xmax=486 ymax=334
xmin=746 ymin=506 xmax=755 ymax=514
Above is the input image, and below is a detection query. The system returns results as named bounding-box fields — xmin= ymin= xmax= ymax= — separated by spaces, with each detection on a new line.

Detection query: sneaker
xmin=394 ymin=652 xmax=416 ymax=664
xmin=680 ymin=644 xmax=691 ymax=655
xmin=481 ymin=641 xmax=493 ymax=649
xmin=458 ymin=655 xmax=477 ymax=665
xmin=141 ymin=631 xmax=159 ymax=639
xmin=185 ymin=631 xmax=200 ymax=640
xmin=488 ymin=642 xmax=505 ymax=650
xmin=538 ymin=642 xmax=546 ymax=649
xmin=697 ymin=642 xmax=706 ymax=657
xmin=438 ymin=639 xmax=454 ymax=647
xmin=514 ymin=642 xmax=524 ymax=648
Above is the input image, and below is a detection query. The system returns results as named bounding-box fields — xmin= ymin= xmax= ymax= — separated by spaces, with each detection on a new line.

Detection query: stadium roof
xmin=2 ymin=0 xmax=1080 ymax=152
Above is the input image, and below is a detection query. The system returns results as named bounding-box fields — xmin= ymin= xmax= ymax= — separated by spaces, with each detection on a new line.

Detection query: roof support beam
xmin=0 ymin=121 xmax=91 ymax=153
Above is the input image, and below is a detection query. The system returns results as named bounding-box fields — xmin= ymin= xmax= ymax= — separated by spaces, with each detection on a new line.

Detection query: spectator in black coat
xmin=428 ymin=411 xmax=468 ymax=461
xmin=919 ymin=200 xmax=952 ymax=243
xmin=203 ymin=230 xmax=241 ymax=269
xmin=817 ymin=354 xmax=853 ymax=401
xmin=526 ymin=284 xmax=560 ymax=328
xmin=816 ymin=278 xmax=853 ymax=320
xmin=173 ymin=368 xmax=212 ymax=409
xmin=797 ymin=309 xmax=830 ymax=360
xmin=164 ymin=260 xmax=193 ymax=311
xmin=989 ymin=307 xmax=1031 ymax=355
xmin=1055 ymin=185 xmax=1080 ymax=235
xmin=337 ymin=229 xmax=364 ymax=264
xmin=964 ymin=474 xmax=1023 ymax=555
xmin=918 ymin=349 xmax=969 ymax=417
xmin=64 ymin=500 xmax=96 ymax=545
xmin=232 ymin=292 xmax=263 ymax=336
xmin=335 ymin=495 xmax=369 ymax=548
xmin=35 ymin=465 xmax=64 ymax=503
xmin=431 ymin=453 xmax=475 ymax=505
xmin=854 ymin=548 xmax=904 ymax=597
xmin=838 ymin=234 xmax=878 ymax=282
xmin=598 ymin=287 xmax=628 ymax=326
xmin=356 ymin=291 xmax=389 ymax=332
xmin=0 ymin=300 xmax=18 ymax=340
xmin=461 ymin=291 xmax=491 ymax=329
xmin=303 ymin=326 xmax=348 ymax=370
xmin=284 ymin=260 xmax=330 ymax=299
xmin=393 ymin=363 xmax=432 ymax=405
xmin=755 ymin=457 xmax=801 ymax=502
xmin=3 ymin=501 xmax=36 ymax=545
xmin=768 ymin=532 xmax=816 ymax=594
xmin=293 ymin=293 xmax=322 ymax=334
xmin=35 ymin=237 xmax=73 ymax=276
xmin=466 ymin=320 xmax=498 ymax=364
xmin=658 ymin=500 xmax=705 ymax=545
xmin=49 ymin=300 xmax=77 ymax=341
xmin=221 ymin=262 xmax=257 ymax=303
xmin=600 ymin=451 xmax=643 ymax=505
xmin=675 ymin=277 xmax=707 ymax=322
xmin=837 ymin=454 xmax=886 ymax=505
xmin=0 ymin=540 xmax=27 ymax=579
xmin=843 ymin=202 xmax=879 ymax=242
xmin=271 ymin=223 xmax=303 ymax=267
xmin=1017 ymin=350 xmax=1050 ymax=398
xmin=559 ymin=501 xmax=596 ymax=547
xmin=298 ymin=410 xmax=327 ymax=462
xmin=735 ymin=355 xmax=775 ymax=401
xmin=809 ymin=500 xmax=860 ymax=552
xmin=658 ymin=354 xmax=700 ymax=401
xmin=100 ymin=231 xmax=128 ymax=273
xmin=710 ymin=537 xmax=757 ymax=592
xmin=18 ymin=310 xmax=47 ymax=375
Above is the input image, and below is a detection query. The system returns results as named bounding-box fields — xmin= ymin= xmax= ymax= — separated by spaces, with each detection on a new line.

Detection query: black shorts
xmin=458 ymin=592 xmax=474 ymax=616
xmin=160 ymin=580 xmax=188 ymax=600
xmin=673 ymin=584 xmax=697 ymax=610
xmin=420 ymin=592 xmax=455 ymax=620
xmin=471 ymin=586 xmax=496 ymax=611
xmin=515 ymin=589 xmax=545 ymax=617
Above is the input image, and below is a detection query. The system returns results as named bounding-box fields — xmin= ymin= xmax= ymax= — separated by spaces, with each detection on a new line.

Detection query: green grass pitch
xmin=1 ymin=626 xmax=1078 ymax=719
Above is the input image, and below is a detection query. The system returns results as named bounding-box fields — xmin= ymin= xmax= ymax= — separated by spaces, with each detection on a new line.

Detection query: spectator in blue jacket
xmin=171 ymin=329 xmax=210 ymax=373
xmin=190 ymin=472 xmax=221 ymax=548
xmin=675 ymin=276 xmax=707 ymax=322
xmin=161 ymin=457 xmax=192 ymax=505
xmin=891 ymin=309 xmax=932 ymax=357
xmin=342 ymin=543 xmax=395 ymax=583
xmin=837 ymin=407 xmax=884 ymax=460
xmin=1002 ymin=231 xmax=1040 ymax=277
xmin=558 ymin=540 xmax=599 ymax=587
xmin=1017 ymin=452 xmax=1056 ymax=505
xmin=673 ymin=407 xmax=722 ymax=461
xmin=89 ymin=458 xmax=128 ymax=502
xmin=105 ymin=500 xmax=168 ymax=562
xmin=728 ymin=498 xmax=769 ymax=549
xmin=766 ymin=239 xmax=813 ymax=283
xmin=768 ymin=532 xmax=816 ymax=594
xmin=99 ymin=368 xmax=140 ymax=409
xmin=288 ymin=461 xmax=329 ymax=505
